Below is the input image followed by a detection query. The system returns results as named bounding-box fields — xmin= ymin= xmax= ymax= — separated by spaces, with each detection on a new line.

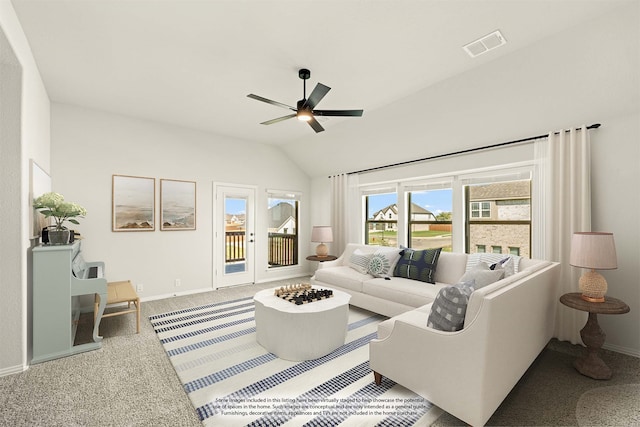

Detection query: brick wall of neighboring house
xmin=497 ymin=203 xmax=530 ymax=221
xmin=469 ymin=223 xmax=530 ymax=258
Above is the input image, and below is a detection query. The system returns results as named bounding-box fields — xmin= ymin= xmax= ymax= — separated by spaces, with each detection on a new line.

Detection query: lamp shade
xmin=570 ymin=232 xmax=617 ymax=270
xmin=311 ymin=226 xmax=333 ymax=243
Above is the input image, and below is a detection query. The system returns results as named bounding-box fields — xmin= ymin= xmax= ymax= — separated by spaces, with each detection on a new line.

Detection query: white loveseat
xmin=310 ymin=243 xmax=560 ymax=426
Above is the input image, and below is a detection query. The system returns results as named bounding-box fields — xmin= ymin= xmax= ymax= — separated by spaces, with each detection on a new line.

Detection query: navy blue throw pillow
xmin=393 ymin=247 xmax=442 ymax=284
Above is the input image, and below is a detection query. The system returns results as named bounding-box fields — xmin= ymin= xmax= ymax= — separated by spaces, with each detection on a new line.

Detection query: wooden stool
xmin=94 ymin=280 xmax=140 ymax=334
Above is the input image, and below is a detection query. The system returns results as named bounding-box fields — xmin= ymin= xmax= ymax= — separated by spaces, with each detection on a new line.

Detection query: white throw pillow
xmin=348 ymin=249 xmax=372 ymax=274
xmin=457 ymin=262 xmax=505 ymax=289
xmin=466 ymin=253 xmax=522 ymax=274
xmin=490 ymin=257 xmax=515 ymax=277
xmin=367 ymin=247 xmax=402 ymax=278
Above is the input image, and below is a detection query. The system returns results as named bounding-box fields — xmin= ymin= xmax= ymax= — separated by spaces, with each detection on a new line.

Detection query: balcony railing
xmin=224 ymin=231 xmax=298 ymax=267
xmin=226 ymin=231 xmax=245 ymax=262
xmin=268 ymin=232 xmax=297 ymax=267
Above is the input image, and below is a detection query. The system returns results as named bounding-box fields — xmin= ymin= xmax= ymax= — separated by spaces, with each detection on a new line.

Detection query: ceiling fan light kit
xmin=247 ymin=68 xmax=364 ymax=133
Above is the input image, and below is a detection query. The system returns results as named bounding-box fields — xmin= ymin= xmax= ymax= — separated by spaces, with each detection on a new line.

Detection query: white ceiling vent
xmin=463 ymin=30 xmax=507 ymax=58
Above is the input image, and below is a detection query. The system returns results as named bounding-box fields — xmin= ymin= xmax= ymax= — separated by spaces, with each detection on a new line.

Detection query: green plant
xmin=33 ymin=192 xmax=87 ymax=231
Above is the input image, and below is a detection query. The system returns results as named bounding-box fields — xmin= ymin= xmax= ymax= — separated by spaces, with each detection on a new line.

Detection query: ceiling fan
xmin=247 ymin=68 xmax=364 ymax=133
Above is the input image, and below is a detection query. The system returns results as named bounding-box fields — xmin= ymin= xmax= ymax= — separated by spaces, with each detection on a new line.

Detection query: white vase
xmin=48 ymin=229 xmax=70 ymax=245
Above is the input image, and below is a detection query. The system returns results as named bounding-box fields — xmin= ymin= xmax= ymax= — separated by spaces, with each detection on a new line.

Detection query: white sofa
xmin=311 ymin=243 xmax=560 ymax=426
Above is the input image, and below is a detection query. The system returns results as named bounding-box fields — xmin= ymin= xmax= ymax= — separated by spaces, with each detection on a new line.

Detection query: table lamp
xmin=311 ymin=226 xmax=333 ymax=257
xmin=569 ymin=232 xmax=617 ymax=303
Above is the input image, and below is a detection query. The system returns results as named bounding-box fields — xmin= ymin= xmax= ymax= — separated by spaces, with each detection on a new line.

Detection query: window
xmin=471 ymin=202 xmax=491 ymax=218
xmin=407 ymin=188 xmax=453 ymax=251
xmin=358 ymin=167 xmax=534 ymax=257
xmin=365 ymin=192 xmax=397 ymax=246
xmin=466 ymin=179 xmax=531 ymax=257
xmin=267 ymin=192 xmax=299 ymax=268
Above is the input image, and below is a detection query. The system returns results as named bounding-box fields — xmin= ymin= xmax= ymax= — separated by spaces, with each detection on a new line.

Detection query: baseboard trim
xmin=140 ymin=286 xmax=214 ymax=303
xmin=0 ymin=363 xmax=27 ymax=378
xmin=255 ymin=273 xmax=312 ymax=284
xmin=603 ymin=342 xmax=640 ymax=358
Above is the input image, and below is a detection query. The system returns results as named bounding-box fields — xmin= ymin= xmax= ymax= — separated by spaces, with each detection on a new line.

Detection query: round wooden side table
xmin=306 ymin=255 xmax=337 ymax=262
xmin=559 ymin=292 xmax=630 ymax=380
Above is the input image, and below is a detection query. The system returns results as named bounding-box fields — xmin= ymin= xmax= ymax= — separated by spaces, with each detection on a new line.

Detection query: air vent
xmin=463 ymin=30 xmax=507 ymax=58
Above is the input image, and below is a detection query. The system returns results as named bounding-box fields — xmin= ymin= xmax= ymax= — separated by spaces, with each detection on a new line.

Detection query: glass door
xmin=214 ymin=184 xmax=256 ymax=288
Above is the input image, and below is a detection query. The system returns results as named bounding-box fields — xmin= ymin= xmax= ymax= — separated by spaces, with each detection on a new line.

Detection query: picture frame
xmin=160 ymin=179 xmax=196 ymax=231
xmin=112 ymin=174 xmax=155 ymax=231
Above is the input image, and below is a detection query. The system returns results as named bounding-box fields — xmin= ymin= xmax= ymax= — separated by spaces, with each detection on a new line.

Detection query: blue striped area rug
xmin=150 ymin=295 xmax=442 ymax=426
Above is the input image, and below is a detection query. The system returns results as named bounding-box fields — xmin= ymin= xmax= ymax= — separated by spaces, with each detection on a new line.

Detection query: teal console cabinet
xmin=32 ymin=241 xmax=107 ymax=364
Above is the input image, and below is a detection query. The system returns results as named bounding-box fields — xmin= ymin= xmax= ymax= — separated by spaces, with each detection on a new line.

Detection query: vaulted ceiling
xmin=11 ymin=0 xmax=630 ymax=149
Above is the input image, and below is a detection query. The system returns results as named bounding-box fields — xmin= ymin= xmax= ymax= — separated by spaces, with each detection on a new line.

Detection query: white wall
xmin=308 ymin=3 xmax=640 ymax=356
xmin=590 ymin=111 xmax=639 ymax=355
xmin=291 ymin=3 xmax=638 ymax=179
xmin=51 ymin=104 xmax=311 ymax=300
xmin=0 ymin=1 xmax=50 ymax=375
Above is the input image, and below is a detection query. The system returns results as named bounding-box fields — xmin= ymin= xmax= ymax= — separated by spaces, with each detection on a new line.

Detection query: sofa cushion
xmin=393 ymin=247 xmax=442 ymax=284
xmin=313 ymin=265 xmax=370 ymax=293
xmin=377 ymin=304 xmax=432 ymax=340
xmin=367 ymin=247 xmax=402 ymax=278
xmin=348 ymin=249 xmax=372 ymax=274
xmin=427 ymin=280 xmax=475 ymax=331
xmin=463 ymin=260 xmax=550 ymax=328
xmin=363 ymin=277 xmax=446 ymax=308
xmin=458 ymin=262 xmax=505 ymax=288
xmin=466 ymin=253 xmax=522 ymax=274
xmin=432 ymin=251 xmax=469 ymax=285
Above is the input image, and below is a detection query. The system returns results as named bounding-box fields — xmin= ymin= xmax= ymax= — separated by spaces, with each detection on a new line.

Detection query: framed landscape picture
xmin=160 ymin=179 xmax=196 ymax=231
xmin=112 ymin=175 xmax=155 ymax=231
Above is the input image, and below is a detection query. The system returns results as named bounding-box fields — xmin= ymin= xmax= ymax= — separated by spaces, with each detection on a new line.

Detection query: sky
xmin=226 ymin=198 xmax=246 ymax=215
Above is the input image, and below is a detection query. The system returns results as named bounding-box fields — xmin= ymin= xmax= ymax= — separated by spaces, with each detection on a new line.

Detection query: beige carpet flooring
xmin=1 ymin=277 xmax=638 ymax=426
xmin=575 ymin=384 xmax=640 ymax=426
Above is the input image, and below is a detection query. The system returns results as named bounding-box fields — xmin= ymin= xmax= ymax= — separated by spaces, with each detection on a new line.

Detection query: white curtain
xmin=534 ymin=126 xmax=591 ymax=344
xmin=330 ymin=173 xmax=359 ymax=256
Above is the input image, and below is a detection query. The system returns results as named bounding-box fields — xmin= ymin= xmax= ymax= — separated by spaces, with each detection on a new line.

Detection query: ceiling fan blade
xmin=307 ymin=116 xmax=325 ymax=133
xmin=260 ymin=114 xmax=296 ymax=125
xmin=247 ymin=94 xmax=296 ymax=111
xmin=302 ymin=83 xmax=330 ymax=110
xmin=313 ymin=109 xmax=364 ymax=117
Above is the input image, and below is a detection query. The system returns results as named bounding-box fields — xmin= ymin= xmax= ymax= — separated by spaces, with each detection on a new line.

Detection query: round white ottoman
xmin=254 ymin=287 xmax=351 ymax=361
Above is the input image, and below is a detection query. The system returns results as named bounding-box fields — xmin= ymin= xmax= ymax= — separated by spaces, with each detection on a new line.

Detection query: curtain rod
xmin=343 ymin=123 xmax=601 ymax=176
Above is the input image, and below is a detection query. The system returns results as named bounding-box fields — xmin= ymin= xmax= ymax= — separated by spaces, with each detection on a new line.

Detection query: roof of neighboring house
xmin=469 ymin=181 xmax=530 ymax=201
xmin=225 ymin=213 xmax=245 ymax=222
xmin=373 ymin=203 xmax=434 ymax=217
xmin=372 ymin=204 xmax=398 ymax=218
xmin=410 ymin=203 xmax=433 ymax=215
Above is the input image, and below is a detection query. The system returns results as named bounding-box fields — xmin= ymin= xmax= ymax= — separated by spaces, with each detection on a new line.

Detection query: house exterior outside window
xmin=365 ymin=193 xmax=397 ymax=246
xmin=267 ymin=195 xmax=299 ymax=267
xmin=466 ymin=180 xmax=531 ymax=257
xmin=407 ymin=188 xmax=452 ymax=251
